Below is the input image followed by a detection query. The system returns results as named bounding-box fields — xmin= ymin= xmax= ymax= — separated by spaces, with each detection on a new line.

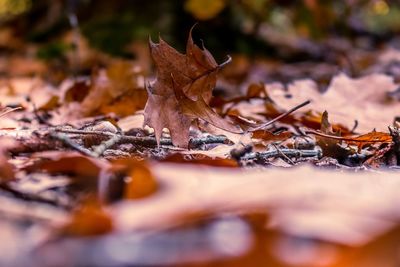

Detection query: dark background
xmin=1 ymin=0 xmax=400 ymax=74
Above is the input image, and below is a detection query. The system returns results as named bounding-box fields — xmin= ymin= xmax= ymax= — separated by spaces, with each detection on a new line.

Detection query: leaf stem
xmin=305 ymin=129 xmax=392 ymax=143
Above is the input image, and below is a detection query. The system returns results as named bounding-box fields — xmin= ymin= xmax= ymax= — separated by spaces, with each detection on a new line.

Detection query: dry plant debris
xmin=2 ymin=26 xmax=400 ymax=267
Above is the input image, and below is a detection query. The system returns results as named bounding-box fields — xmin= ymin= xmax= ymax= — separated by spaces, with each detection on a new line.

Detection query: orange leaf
xmin=28 ymin=151 xmax=108 ymax=178
xmin=61 ymin=197 xmax=113 ymax=236
xmin=347 ymin=131 xmax=392 ymax=151
xmin=252 ymin=130 xmax=292 ymax=143
xmin=125 ymin=163 xmax=158 ymax=199
xmin=111 ymin=159 xmax=158 ymax=200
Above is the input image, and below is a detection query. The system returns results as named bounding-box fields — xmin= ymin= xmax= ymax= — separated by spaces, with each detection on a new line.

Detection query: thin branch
xmin=0 ymin=107 xmax=21 ymax=118
xmin=189 ymin=135 xmax=229 ymax=148
xmin=92 ymin=134 xmax=123 ymax=157
xmin=271 ymin=143 xmax=295 ymax=165
xmin=55 ymin=129 xmax=229 ymax=148
xmin=250 ymin=100 xmax=311 ymax=131
xmin=49 ymin=132 xmax=96 ymax=157
xmin=241 ymin=148 xmax=321 ymax=161
xmin=55 ymin=129 xmax=115 ymax=136
xmin=0 ymin=128 xmax=230 ymax=155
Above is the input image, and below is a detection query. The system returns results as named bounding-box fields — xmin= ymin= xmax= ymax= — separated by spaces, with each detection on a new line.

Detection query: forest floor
xmin=1 ymin=26 xmax=400 ymax=266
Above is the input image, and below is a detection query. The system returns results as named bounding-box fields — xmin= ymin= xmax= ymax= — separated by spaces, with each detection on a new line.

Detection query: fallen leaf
xmin=251 ymin=130 xmax=292 ymax=146
xmin=184 ymin=0 xmax=226 ymax=20
xmin=110 ymin=159 xmax=158 ymax=200
xmin=0 ymin=77 xmax=39 ymax=108
xmin=144 ymin=27 xmax=241 ymax=147
xmin=309 ymin=112 xmax=392 ymax=156
xmin=116 ymin=114 xmax=145 ymax=132
xmin=60 ymin=197 xmax=113 ymax=236
xmin=79 ymin=60 xmax=146 ymax=116
xmin=2 ymin=56 xmax=47 ymax=76
xmin=173 ymin=78 xmax=242 ymax=134
xmin=112 ymin=163 xmax=400 ymax=249
xmin=364 ymin=143 xmax=393 ymax=168
xmin=26 ymin=152 xmax=110 ymax=192
xmin=0 ymin=137 xmax=17 ymax=181
xmin=99 ymin=89 xmax=148 ymax=117
xmin=62 ymin=79 xmax=91 ymax=103
xmin=315 ymin=111 xmax=349 ymax=159
xmin=266 ymin=73 xmax=399 ymax=132
xmin=30 ymin=84 xmax=59 ymax=111
xmin=28 ymin=151 xmax=109 ymax=179
xmin=347 ymin=131 xmax=392 ymax=151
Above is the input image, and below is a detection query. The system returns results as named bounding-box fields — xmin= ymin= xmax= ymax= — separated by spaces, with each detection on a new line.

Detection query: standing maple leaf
xmin=144 ymin=27 xmax=241 ymax=147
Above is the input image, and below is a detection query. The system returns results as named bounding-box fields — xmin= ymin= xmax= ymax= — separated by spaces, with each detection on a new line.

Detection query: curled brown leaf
xmin=144 ymin=27 xmax=241 ymax=148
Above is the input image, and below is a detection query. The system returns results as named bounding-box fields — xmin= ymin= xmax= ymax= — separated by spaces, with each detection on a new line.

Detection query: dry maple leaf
xmin=144 ymin=27 xmax=241 ymax=148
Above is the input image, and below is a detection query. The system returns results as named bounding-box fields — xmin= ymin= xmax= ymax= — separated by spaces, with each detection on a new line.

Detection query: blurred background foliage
xmin=1 ymin=0 xmax=400 ymax=68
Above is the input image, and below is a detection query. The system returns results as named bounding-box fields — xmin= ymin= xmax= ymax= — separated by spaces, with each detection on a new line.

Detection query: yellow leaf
xmin=184 ymin=0 xmax=226 ymax=20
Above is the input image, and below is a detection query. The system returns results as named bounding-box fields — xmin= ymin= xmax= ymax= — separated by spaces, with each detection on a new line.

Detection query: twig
xmin=241 ymin=148 xmax=321 ymax=161
xmin=49 ymin=132 xmax=96 ymax=157
xmin=0 ymin=128 xmax=229 ymax=155
xmin=0 ymin=107 xmax=21 ymax=118
xmin=230 ymin=145 xmax=253 ymax=161
xmin=271 ymin=144 xmax=295 ymax=165
xmin=55 ymin=129 xmax=228 ymax=148
xmin=189 ymin=135 xmax=229 ymax=148
xmin=250 ymin=100 xmax=311 ymax=131
xmin=92 ymin=134 xmax=123 ymax=157
xmin=55 ymin=129 xmax=116 ymax=136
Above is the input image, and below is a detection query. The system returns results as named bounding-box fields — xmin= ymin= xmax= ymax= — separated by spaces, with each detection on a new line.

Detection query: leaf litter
xmin=2 ymin=26 xmax=400 ymax=267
